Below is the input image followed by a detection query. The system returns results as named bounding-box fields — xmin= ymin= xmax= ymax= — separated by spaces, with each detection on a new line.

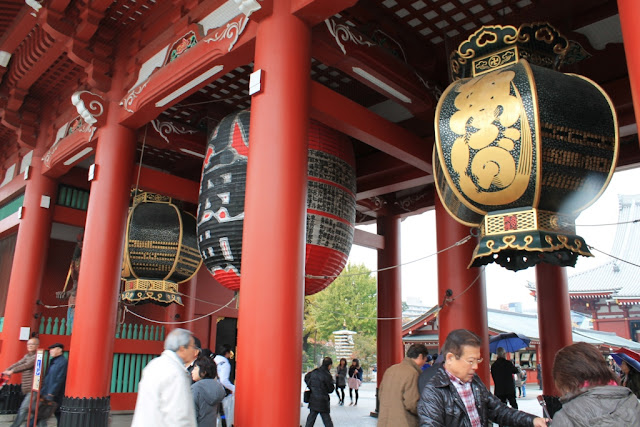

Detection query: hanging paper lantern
xmin=197 ymin=110 xmax=356 ymax=295
xmin=121 ymin=192 xmax=202 ymax=304
xmin=434 ymin=24 xmax=618 ymax=271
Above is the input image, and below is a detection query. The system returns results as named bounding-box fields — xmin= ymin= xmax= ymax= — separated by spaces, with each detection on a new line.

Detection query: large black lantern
xmin=121 ymin=192 xmax=202 ymax=304
xmin=435 ymin=24 xmax=618 ymax=271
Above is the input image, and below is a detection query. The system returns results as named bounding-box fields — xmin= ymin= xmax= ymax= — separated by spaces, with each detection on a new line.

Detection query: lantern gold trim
xmin=122 ymin=279 xmax=183 ymax=305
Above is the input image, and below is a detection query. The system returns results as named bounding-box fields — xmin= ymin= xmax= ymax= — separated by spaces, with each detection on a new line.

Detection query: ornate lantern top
xmin=450 ymin=23 xmax=570 ymax=80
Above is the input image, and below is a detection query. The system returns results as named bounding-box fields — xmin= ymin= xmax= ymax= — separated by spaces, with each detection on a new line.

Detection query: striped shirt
xmin=446 ymin=369 xmax=481 ymax=427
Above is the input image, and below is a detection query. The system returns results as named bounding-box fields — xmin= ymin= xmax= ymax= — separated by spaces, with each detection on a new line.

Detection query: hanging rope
xmin=305 ymin=233 xmax=473 ymax=280
xmin=124 ymin=294 xmax=238 ymax=325
xmin=588 ymin=245 xmax=640 ymax=268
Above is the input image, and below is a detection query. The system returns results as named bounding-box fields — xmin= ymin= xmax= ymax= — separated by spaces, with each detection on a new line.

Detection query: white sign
xmin=19 ymin=327 xmax=30 ymax=341
xmin=32 ymin=350 xmax=44 ymax=391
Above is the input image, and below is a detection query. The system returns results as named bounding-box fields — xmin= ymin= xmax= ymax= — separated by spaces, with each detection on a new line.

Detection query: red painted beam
xmin=353 ymin=227 xmax=384 ymax=250
xmin=310 ymin=81 xmax=432 ymax=172
xmin=312 ymin=22 xmax=436 ymax=120
xmin=358 ymin=172 xmax=433 ymax=200
xmin=291 ymin=0 xmax=358 ymax=26
xmin=52 ymin=205 xmax=87 ymax=228
xmin=133 ymin=165 xmax=199 ymax=204
xmin=119 ymin=18 xmax=257 ymax=129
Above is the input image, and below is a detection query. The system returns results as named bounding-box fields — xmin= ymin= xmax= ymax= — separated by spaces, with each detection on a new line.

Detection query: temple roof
xmin=403 ymin=307 xmax=640 ymax=350
xmin=562 ymin=194 xmax=640 ymax=299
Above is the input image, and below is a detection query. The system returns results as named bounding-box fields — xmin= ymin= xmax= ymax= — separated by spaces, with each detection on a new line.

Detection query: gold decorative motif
xmin=481 ymin=207 xmax=575 ymax=237
xmin=133 ymin=192 xmax=171 ymax=206
xmin=121 ymin=279 xmax=183 ymax=305
xmin=446 ymin=65 xmax=532 ymax=207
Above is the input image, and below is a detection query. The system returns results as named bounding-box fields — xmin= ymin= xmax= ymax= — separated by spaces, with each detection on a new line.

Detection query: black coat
xmin=305 ymin=366 xmax=334 ymax=413
xmin=41 ymin=355 xmax=68 ymax=405
xmin=490 ymin=357 xmax=519 ymax=396
xmin=418 ymin=365 xmax=536 ymax=427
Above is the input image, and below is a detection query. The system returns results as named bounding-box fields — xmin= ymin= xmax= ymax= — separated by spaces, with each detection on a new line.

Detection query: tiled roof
xmin=402 ymin=308 xmax=640 ymax=350
xmin=567 ymin=195 xmax=640 ymax=298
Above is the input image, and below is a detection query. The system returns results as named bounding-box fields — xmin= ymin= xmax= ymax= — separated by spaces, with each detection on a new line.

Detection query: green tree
xmin=307 ymin=263 xmax=377 ymax=341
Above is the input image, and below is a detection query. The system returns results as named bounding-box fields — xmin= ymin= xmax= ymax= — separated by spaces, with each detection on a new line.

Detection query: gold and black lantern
xmin=121 ymin=192 xmax=202 ymax=304
xmin=435 ymin=24 xmax=618 ymax=271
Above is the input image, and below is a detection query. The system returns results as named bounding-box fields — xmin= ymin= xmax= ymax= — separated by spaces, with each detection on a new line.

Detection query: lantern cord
xmin=173 ymin=290 xmax=236 ymax=307
xmin=133 ymin=123 xmax=149 ymax=197
xmin=123 ymin=294 xmax=238 ymax=325
xmin=305 ymin=233 xmax=473 ymax=280
xmin=588 ymin=245 xmax=640 ymax=268
xmin=306 ymin=266 xmax=485 ymax=322
xmin=576 ymin=218 xmax=640 ymax=227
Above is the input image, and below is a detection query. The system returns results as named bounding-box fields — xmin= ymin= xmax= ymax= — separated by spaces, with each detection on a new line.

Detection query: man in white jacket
xmin=132 ymin=328 xmax=199 ymax=427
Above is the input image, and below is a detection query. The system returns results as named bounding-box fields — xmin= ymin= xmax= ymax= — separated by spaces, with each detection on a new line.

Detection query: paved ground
xmin=0 ymin=382 xmax=546 ymax=426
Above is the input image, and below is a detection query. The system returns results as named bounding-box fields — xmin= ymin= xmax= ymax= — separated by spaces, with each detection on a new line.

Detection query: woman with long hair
xmin=335 ymin=358 xmax=347 ymax=406
xmin=191 ymin=355 xmax=226 ymax=427
xmin=347 ymin=358 xmax=363 ymax=406
xmin=551 ymin=342 xmax=640 ymax=426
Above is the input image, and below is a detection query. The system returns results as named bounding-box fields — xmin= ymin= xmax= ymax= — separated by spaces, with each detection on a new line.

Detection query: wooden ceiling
xmin=0 ymin=0 xmax=637 ymax=223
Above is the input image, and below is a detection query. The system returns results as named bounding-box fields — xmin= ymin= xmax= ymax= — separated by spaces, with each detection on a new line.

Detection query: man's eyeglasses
xmin=456 ymin=356 xmax=483 ymax=366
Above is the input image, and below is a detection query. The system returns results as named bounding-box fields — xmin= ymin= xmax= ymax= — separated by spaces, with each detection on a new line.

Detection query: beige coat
xmin=378 ymin=357 xmax=422 ymax=427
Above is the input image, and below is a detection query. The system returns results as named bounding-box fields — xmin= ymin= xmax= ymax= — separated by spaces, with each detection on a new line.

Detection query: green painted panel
xmin=0 ymin=194 xmax=24 ymax=222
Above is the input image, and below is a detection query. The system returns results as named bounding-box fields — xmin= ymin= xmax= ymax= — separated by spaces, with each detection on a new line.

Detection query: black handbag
xmin=303 ymin=389 xmax=311 ymax=403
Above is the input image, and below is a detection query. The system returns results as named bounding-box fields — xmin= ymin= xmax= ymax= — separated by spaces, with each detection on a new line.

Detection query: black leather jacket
xmin=418 ymin=366 xmax=536 ymax=427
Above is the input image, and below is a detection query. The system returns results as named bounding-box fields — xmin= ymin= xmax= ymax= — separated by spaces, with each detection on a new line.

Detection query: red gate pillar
xmin=375 ymin=215 xmax=403 ymax=414
xmin=435 ymin=197 xmax=490 ymax=385
xmin=0 ymin=152 xmax=56 ymax=371
xmin=235 ymin=2 xmax=310 ymax=425
xmin=618 ymin=0 xmax=640 ymax=134
xmin=60 ymin=109 xmax=136 ymax=426
xmin=535 ymin=263 xmax=572 ymax=396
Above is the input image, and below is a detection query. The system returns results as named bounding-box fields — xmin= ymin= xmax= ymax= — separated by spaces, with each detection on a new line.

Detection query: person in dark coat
xmin=334 ymin=358 xmax=347 ymax=406
xmin=31 ymin=343 xmax=68 ymax=427
xmin=304 ymin=357 xmax=335 ymax=427
xmin=418 ymin=329 xmax=547 ymax=427
xmin=491 ymin=347 xmax=520 ymax=409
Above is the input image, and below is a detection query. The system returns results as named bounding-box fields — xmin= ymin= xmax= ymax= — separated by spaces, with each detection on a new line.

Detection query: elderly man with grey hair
xmin=132 ymin=328 xmax=199 ymax=427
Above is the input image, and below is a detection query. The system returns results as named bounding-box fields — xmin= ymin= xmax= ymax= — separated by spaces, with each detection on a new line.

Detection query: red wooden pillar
xmin=618 ymin=0 xmax=640 ymax=135
xmin=535 ymin=263 xmax=572 ymax=396
xmin=0 ymin=152 xmax=56 ymax=371
xmin=235 ymin=1 xmax=310 ymax=425
xmin=435 ymin=197 xmax=490 ymax=385
xmin=60 ymin=107 xmax=137 ymax=426
xmin=375 ymin=215 xmax=403 ymax=414
xmin=184 ymin=276 xmax=197 ymax=333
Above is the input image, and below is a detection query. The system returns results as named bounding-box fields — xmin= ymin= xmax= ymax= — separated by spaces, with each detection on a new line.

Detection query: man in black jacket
xmin=304 ymin=357 xmax=335 ymax=427
xmin=418 ymin=329 xmax=547 ymax=427
xmin=490 ymin=346 xmax=519 ymax=409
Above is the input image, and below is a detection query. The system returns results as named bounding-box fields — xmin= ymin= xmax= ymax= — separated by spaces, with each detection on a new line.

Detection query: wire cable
xmin=124 ymin=294 xmax=238 ymax=325
xmin=588 ymin=245 xmax=640 ymax=268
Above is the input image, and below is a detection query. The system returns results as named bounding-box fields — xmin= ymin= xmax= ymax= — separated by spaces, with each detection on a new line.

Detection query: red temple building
xmin=0 ymin=0 xmax=639 ymax=425
xmin=545 ymin=194 xmax=640 ymax=341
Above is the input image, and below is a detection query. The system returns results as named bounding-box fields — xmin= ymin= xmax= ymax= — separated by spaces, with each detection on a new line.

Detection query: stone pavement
xmin=0 ymin=382 xmax=547 ymax=426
